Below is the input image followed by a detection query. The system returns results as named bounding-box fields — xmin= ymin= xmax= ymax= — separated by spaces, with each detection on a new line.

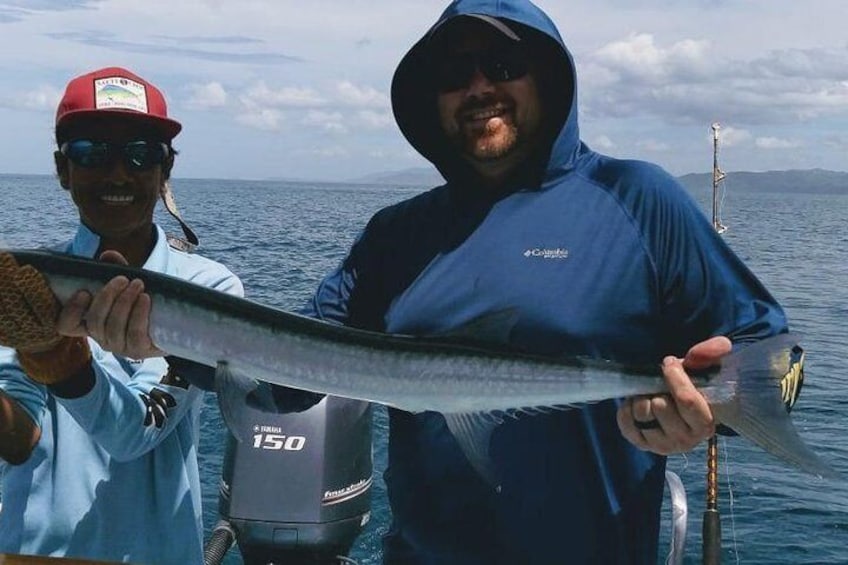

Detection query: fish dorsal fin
xmin=443 ymin=412 xmax=506 ymax=490
xmin=435 ymin=308 xmax=520 ymax=346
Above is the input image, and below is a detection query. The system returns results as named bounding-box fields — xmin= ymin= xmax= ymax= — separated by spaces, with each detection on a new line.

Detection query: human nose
xmin=102 ymin=154 xmax=132 ymax=184
xmin=465 ymin=66 xmax=496 ymax=98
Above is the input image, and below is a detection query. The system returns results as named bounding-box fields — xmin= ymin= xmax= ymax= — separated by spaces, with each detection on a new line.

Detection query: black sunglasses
xmin=60 ymin=139 xmax=170 ymax=171
xmin=432 ymin=45 xmax=529 ymax=92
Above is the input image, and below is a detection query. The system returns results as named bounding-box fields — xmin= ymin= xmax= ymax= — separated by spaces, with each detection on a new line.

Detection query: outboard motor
xmin=210 ymin=396 xmax=372 ymax=565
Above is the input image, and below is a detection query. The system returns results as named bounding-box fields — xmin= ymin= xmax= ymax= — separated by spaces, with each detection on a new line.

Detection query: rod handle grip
xmin=702 ymin=509 xmax=722 ymax=565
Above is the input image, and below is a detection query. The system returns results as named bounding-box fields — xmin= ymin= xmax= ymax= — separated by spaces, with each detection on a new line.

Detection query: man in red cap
xmin=0 ymin=67 xmax=242 ymax=565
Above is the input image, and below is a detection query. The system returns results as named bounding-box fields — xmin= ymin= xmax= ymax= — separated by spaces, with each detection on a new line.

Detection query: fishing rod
xmin=702 ymin=435 xmax=721 ymax=564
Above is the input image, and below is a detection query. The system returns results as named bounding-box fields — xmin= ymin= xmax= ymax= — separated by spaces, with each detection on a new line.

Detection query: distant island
xmin=348 ymin=167 xmax=446 ymax=187
xmin=2 ymin=168 xmax=846 ymax=194
xmin=347 ymin=167 xmax=848 ymax=195
xmin=677 ymin=168 xmax=848 ymax=195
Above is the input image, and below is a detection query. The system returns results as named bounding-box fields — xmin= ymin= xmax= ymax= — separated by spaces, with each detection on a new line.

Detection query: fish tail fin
xmin=708 ymin=333 xmax=839 ymax=479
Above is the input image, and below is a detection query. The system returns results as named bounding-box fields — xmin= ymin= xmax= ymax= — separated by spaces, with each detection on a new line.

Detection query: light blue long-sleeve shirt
xmin=0 ymin=224 xmax=243 ymax=564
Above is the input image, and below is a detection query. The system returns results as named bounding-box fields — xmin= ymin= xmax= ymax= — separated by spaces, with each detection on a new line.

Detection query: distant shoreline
xmin=2 ymin=169 xmax=846 ymax=194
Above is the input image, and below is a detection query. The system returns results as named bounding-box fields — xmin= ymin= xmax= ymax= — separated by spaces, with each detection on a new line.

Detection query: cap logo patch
xmin=94 ymin=76 xmax=148 ymax=113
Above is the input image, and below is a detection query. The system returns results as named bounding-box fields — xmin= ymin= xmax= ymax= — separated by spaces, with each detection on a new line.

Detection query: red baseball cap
xmin=55 ymin=66 xmax=182 ymax=141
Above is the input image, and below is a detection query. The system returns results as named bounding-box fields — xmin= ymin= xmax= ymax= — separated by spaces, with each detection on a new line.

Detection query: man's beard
xmin=462 ymin=117 xmax=520 ymax=161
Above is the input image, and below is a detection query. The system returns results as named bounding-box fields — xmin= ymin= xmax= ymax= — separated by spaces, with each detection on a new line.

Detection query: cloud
xmin=0 ymin=85 xmax=62 ymax=111
xmin=235 ymin=108 xmax=284 ymax=131
xmin=0 ymin=1 xmax=95 ymax=23
xmin=240 ymin=81 xmax=326 ymax=108
xmin=822 ymin=134 xmax=848 ymax=150
xmin=356 ymin=110 xmax=394 ymax=129
xmin=592 ymin=33 xmax=711 ymax=82
xmin=713 ymin=126 xmax=751 ymax=147
xmin=755 ymin=136 xmax=801 ymax=149
xmin=592 ymin=135 xmax=616 ymax=150
xmin=45 ymin=31 xmax=301 ymax=65
xmin=302 ymin=110 xmax=346 ymax=133
xmin=229 ymin=80 xmax=390 ymax=132
xmin=295 ymin=146 xmax=350 ymax=158
xmin=582 ymin=34 xmax=848 ymax=127
xmin=334 ymin=81 xmax=388 ymax=109
xmin=1 ymin=0 xmax=92 ymax=7
xmin=636 ymin=139 xmax=670 ymax=152
xmin=152 ymin=34 xmax=264 ymax=46
xmin=184 ymin=82 xmax=228 ymax=109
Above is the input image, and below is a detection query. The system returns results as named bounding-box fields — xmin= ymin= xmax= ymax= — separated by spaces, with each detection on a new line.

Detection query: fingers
xmin=98 ymin=250 xmax=130 ymax=266
xmin=619 ymin=395 xmax=695 ymax=456
xmin=68 ymin=276 xmax=162 ymax=359
xmin=661 ymin=355 xmax=714 ymax=437
xmin=619 ymin=343 xmax=724 ymax=455
xmin=103 ymin=279 xmax=146 ymax=354
xmin=127 ymin=293 xmax=165 ymax=358
xmin=682 ymin=335 xmax=732 ymax=370
xmin=631 ymin=394 xmax=654 ymax=423
xmin=85 ymin=277 xmax=148 ymax=354
xmin=82 ymin=276 xmax=131 ymax=344
xmin=617 ymin=398 xmax=650 ymax=451
xmin=56 ymin=290 xmax=93 ymax=337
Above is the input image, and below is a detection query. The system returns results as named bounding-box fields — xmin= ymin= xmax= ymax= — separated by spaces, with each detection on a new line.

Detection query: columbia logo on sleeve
xmin=523 ymin=247 xmax=569 ymax=260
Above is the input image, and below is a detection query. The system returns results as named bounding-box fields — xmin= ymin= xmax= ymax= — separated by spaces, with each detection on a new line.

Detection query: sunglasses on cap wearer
xmin=60 ymin=139 xmax=170 ymax=172
xmin=432 ymin=44 xmax=529 ymax=92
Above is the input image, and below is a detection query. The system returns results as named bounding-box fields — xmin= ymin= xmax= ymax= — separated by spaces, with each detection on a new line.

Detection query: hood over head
xmin=391 ymin=0 xmax=579 ymax=186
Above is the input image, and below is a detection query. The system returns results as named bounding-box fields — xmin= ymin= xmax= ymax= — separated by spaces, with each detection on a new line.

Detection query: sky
xmin=0 ymin=0 xmax=847 ymax=182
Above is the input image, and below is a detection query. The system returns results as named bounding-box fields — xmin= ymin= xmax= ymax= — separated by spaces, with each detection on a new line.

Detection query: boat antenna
xmin=711 ymin=123 xmax=728 ymax=234
xmin=703 ymin=122 xmax=727 ymax=565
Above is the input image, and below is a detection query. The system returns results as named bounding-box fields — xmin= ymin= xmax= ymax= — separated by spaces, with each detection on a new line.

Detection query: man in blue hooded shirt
xmin=43 ymin=2 xmax=791 ymax=563
xmin=305 ymin=1 xmax=789 ymax=563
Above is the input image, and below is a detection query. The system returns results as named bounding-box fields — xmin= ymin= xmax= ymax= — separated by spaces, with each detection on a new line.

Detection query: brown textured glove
xmin=0 ymin=253 xmax=91 ymax=385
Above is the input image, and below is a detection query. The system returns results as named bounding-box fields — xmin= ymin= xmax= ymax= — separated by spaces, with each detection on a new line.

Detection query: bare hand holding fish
xmin=618 ymin=337 xmax=730 ymax=455
xmin=56 ymin=250 xmax=165 ymax=360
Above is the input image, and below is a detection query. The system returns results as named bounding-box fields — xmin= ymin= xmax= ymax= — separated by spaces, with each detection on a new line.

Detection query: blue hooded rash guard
xmin=307 ymin=1 xmax=788 ymax=563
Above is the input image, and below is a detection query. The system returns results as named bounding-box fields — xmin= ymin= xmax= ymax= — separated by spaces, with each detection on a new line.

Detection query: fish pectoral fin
xmin=443 ymin=412 xmax=506 ymax=490
xmin=214 ymin=361 xmax=272 ymax=443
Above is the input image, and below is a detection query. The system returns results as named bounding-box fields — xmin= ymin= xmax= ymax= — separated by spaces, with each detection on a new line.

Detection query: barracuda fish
xmin=3 ymin=249 xmax=839 ymax=483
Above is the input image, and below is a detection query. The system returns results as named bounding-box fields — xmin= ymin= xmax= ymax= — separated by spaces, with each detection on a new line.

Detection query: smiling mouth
xmin=460 ymin=105 xmax=512 ymax=128
xmin=100 ymin=194 xmax=135 ymax=205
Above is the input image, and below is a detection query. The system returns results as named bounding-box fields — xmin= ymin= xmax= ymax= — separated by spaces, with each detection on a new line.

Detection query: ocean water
xmin=0 ymin=173 xmax=846 ymax=564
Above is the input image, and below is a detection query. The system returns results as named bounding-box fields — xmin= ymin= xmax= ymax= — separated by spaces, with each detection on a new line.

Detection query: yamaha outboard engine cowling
xmin=218 ymin=396 xmax=372 ymax=564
